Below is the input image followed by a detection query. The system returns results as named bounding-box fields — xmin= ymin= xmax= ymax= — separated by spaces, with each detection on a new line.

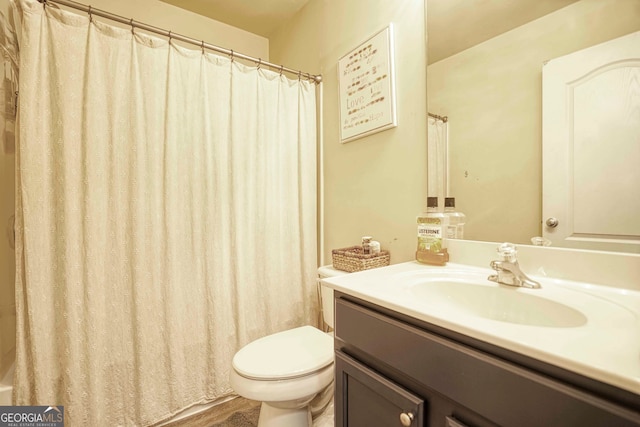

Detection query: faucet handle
xmin=496 ymin=242 xmax=517 ymax=262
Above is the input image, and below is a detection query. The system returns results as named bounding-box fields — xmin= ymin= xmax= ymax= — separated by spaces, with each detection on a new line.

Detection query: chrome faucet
xmin=488 ymin=243 xmax=541 ymax=289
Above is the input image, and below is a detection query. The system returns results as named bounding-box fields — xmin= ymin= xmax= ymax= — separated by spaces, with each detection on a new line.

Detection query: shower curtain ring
xmin=279 ymin=65 xmax=284 ymax=76
xmin=230 ymin=50 xmax=234 ymax=62
xmin=298 ymin=71 xmax=302 ymax=81
xmin=88 ymin=5 xmax=92 ymax=22
xmin=257 ymin=58 xmax=262 ymax=69
xmin=168 ymin=31 xmax=172 ymax=43
xmin=130 ymin=18 xmax=135 ymax=34
xmin=201 ymin=40 xmax=205 ymax=54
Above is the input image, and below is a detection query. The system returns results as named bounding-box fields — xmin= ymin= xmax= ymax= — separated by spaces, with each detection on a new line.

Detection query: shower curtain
xmin=14 ymin=1 xmax=317 ymax=425
xmin=427 ymin=116 xmax=448 ymax=199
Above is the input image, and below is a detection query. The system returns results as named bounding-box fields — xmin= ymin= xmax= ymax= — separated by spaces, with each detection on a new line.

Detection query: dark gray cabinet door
xmin=335 ymin=350 xmax=424 ymax=427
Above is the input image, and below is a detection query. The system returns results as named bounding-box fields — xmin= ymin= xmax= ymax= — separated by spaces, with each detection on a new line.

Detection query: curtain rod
xmin=38 ymin=0 xmax=322 ymax=84
xmin=428 ymin=112 xmax=448 ymax=123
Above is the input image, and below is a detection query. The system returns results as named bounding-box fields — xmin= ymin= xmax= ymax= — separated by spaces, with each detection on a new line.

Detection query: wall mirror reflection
xmin=426 ymin=0 xmax=640 ymax=253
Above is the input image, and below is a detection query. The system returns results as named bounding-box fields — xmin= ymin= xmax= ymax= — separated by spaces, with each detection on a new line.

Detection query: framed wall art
xmin=338 ymin=24 xmax=397 ymax=143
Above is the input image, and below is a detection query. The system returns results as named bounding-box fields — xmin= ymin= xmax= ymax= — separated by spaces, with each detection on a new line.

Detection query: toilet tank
xmin=317 ymin=265 xmax=348 ymax=330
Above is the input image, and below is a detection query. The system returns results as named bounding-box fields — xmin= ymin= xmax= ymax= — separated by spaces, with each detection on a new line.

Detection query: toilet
xmin=229 ymin=266 xmax=346 ymax=427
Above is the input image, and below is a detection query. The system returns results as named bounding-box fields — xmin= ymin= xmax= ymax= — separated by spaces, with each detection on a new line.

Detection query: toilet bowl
xmin=230 ymin=326 xmax=334 ymax=426
xmin=230 ymin=266 xmax=346 ymax=427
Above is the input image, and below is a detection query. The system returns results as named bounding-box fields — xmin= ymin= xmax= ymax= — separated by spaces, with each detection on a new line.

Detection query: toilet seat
xmin=232 ymin=326 xmax=333 ymax=380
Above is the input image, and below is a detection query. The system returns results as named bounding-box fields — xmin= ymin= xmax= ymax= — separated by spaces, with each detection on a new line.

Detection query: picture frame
xmin=338 ymin=24 xmax=397 ymax=143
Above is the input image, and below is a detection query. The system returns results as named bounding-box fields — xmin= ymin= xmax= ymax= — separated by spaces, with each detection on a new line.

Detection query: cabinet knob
xmin=400 ymin=411 xmax=414 ymax=426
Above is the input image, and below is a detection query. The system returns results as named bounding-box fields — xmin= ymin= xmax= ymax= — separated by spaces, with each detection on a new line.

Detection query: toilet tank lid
xmin=232 ymin=326 xmax=333 ymax=380
xmin=318 ymin=265 xmax=348 ymax=278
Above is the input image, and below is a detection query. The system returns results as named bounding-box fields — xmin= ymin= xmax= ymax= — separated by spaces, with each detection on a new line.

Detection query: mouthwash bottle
xmin=444 ymin=197 xmax=466 ymax=239
xmin=416 ymin=197 xmax=449 ymax=265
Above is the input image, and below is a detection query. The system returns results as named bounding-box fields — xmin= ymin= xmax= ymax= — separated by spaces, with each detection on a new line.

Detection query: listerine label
xmin=417 ymin=223 xmax=442 ymax=238
xmin=446 ymin=224 xmax=457 ymax=239
xmin=417 ymin=217 xmax=444 ymax=253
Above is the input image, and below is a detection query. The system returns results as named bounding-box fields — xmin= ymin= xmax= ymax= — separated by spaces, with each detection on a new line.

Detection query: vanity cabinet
xmin=334 ymin=292 xmax=640 ymax=427
xmin=335 ymin=351 xmax=424 ymax=426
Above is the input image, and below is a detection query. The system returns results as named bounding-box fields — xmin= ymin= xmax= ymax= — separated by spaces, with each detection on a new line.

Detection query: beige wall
xmin=270 ymin=0 xmax=428 ymax=265
xmin=81 ymin=0 xmax=269 ymax=59
xmin=428 ymin=0 xmax=640 ymax=244
xmin=0 ymin=0 xmax=268 ymax=378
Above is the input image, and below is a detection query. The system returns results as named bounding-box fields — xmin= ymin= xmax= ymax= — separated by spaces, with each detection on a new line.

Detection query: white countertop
xmin=321 ymin=261 xmax=640 ymax=396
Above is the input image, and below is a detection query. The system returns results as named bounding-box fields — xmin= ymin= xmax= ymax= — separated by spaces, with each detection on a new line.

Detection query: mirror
xmin=426 ymin=0 xmax=640 ymax=252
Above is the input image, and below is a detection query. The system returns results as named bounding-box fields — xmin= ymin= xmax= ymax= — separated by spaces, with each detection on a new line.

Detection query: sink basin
xmin=408 ymin=277 xmax=588 ymax=328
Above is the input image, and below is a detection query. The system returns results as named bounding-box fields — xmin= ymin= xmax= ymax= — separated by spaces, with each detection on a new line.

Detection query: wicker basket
xmin=332 ymin=246 xmax=390 ymax=273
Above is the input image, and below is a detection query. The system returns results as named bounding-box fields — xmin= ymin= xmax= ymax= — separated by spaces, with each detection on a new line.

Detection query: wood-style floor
xmin=161 ymin=397 xmax=261 ymax=427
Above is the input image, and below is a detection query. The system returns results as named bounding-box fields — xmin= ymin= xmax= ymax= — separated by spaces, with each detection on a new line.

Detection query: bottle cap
xmin=444 ymin=197 xmax=456 ymax=208
xmin=427 ymin=197 xmax=438 ymax=208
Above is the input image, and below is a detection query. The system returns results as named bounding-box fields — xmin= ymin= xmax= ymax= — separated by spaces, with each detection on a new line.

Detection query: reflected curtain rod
xmin=37 ymin=0 xmax=322 ymax=84
xmin=428 ymin=112 xmax=448 ymax=122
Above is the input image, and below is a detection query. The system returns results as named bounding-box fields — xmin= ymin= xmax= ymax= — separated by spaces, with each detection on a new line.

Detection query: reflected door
xmin=542 ymin=31 xmax=640 ymax=253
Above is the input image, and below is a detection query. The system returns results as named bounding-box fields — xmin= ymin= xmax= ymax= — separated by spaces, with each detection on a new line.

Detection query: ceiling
xmin=160 ymin=0 xmax=580 ymax=63
xmin=426 ymin=0 xmax=580 ymax=63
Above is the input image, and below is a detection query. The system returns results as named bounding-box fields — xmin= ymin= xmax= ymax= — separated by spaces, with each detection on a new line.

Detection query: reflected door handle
xmin=546 ymin=217 xmax=559 ymax=228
